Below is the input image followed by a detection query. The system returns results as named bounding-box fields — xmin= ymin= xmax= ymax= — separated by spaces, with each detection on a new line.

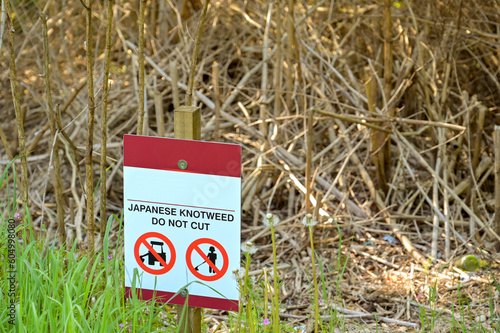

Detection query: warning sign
xmin=186 ymin=238 xmax=229 ymax=281
xmin=134 ymin=232 xmax=176 ymax=275
xmin=124 ymin=135 xmax=241 ymax=312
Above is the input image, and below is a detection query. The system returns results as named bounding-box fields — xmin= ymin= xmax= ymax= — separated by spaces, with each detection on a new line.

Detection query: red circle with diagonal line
xmin=134 ymin=232 xmax=176 ymax=275
xmin=186 ymin=238 xmax=229 ymax=281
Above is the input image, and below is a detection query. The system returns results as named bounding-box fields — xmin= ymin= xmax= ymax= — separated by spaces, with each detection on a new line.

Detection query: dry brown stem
xmin=305 ymin=110 xmax=313 ymax=214
xmin=100 ymin=0 xmax=114 ymax=242
xmin=41 ymin=11 xmax=66 ymax=246
xmin=495 ymin=126 xmax=500 ymax=240
xmin=273 ymin=2 xmax=283 ymax=134
xmin=285 ymin=0 xmax=295 ymax=113
xmin=170 ymin=60 xmax=180 ymax=109
xmin=185 ymin=0 xmax=211 ymax=106
xmin=5 ymin=0 xmax=29 ymax=211
xmin=212 ymin=62 xmax=221 ymax=140
xmin=137 ymin=0 xmax=146 ymax=135
xmin=84 ymin=0 xmax=95 ymax=255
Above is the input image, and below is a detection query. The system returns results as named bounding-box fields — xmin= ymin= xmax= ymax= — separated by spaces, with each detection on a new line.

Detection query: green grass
xmin=0 ymin=160 xmax=172 ymax=332
xmin=0 ymin=213 xmax=174 ymax=332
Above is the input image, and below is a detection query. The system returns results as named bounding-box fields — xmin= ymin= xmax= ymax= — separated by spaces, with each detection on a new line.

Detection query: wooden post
xmin=175 ymin=106 xmax=201 ymax=140
xmin=174 ymin=105 xmax=202 ymax=333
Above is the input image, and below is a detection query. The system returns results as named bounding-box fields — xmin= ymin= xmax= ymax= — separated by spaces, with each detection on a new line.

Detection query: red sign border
xmin=125 ymin=286 xmax=239 ymax=312
xmin=124 ymin=135 xmax=241 ymax=177
xmin=134 ymin=232 xmax=176 ymax=275
xmin=186 ymin=238 xmax=229 ymax=282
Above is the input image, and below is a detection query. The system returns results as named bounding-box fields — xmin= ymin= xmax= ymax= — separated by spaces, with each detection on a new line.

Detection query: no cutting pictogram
xmin=134 ymin=232 xmax=176 ymax=275
xmin=186 ymin=238 xmax=229 ymax=281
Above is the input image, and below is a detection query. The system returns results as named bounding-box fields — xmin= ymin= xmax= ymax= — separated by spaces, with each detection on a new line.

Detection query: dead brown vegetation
xmin=2 ymin=0 xmax=500 ymax=330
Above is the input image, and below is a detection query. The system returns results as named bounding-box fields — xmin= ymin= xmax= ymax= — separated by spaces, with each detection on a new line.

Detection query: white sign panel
xmin=123 ymin=135 xmax=241 ymax=311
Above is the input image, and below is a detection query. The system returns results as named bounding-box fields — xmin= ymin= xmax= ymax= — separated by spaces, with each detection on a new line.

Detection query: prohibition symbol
xmin=186 ymin=238 xmax=229 ymax=281
xmin=134 ymin=232 xmax=176 ymax=275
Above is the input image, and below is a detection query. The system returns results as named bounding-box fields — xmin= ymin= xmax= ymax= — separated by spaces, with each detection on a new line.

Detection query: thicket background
xmin=2 ymin=0 xmax=500 ymax=331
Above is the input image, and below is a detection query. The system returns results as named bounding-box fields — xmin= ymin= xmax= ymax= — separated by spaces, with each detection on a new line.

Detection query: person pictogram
xmin=207 ymin=246 xmax=217 ymax=273
xmin=186 ymin=238 xmax=228 ymax=281
xmin=194 ymin=246 xmax=218 ymax=274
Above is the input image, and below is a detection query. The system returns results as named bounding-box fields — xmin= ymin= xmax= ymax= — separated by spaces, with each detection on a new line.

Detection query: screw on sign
xmin=186 ymin=238 xmax=229 ymax=282
xmin=134 ymin=232 xmax=176 ymax=275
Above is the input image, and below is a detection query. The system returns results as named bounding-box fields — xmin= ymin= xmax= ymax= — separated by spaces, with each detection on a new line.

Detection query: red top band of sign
xmin=124 ymin=135 xmax=241 ymax=177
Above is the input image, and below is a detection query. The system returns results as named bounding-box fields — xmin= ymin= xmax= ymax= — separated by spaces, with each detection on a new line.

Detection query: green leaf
xmin=454 ymin=255 xmax=480 ymax=272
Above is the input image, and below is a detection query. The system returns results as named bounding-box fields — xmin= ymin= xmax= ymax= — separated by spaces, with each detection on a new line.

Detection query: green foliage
xmin=453 ymin=255 xmax=489 ymax=272
xmin=0 ymin=212 xmax=172 ymax=332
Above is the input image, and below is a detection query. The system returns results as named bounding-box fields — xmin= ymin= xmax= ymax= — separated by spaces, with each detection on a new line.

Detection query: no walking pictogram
xmin=186 ymin=238 xmax=229 ymax=282
xmin=134 ymin=232 xmax=176 ymax=275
